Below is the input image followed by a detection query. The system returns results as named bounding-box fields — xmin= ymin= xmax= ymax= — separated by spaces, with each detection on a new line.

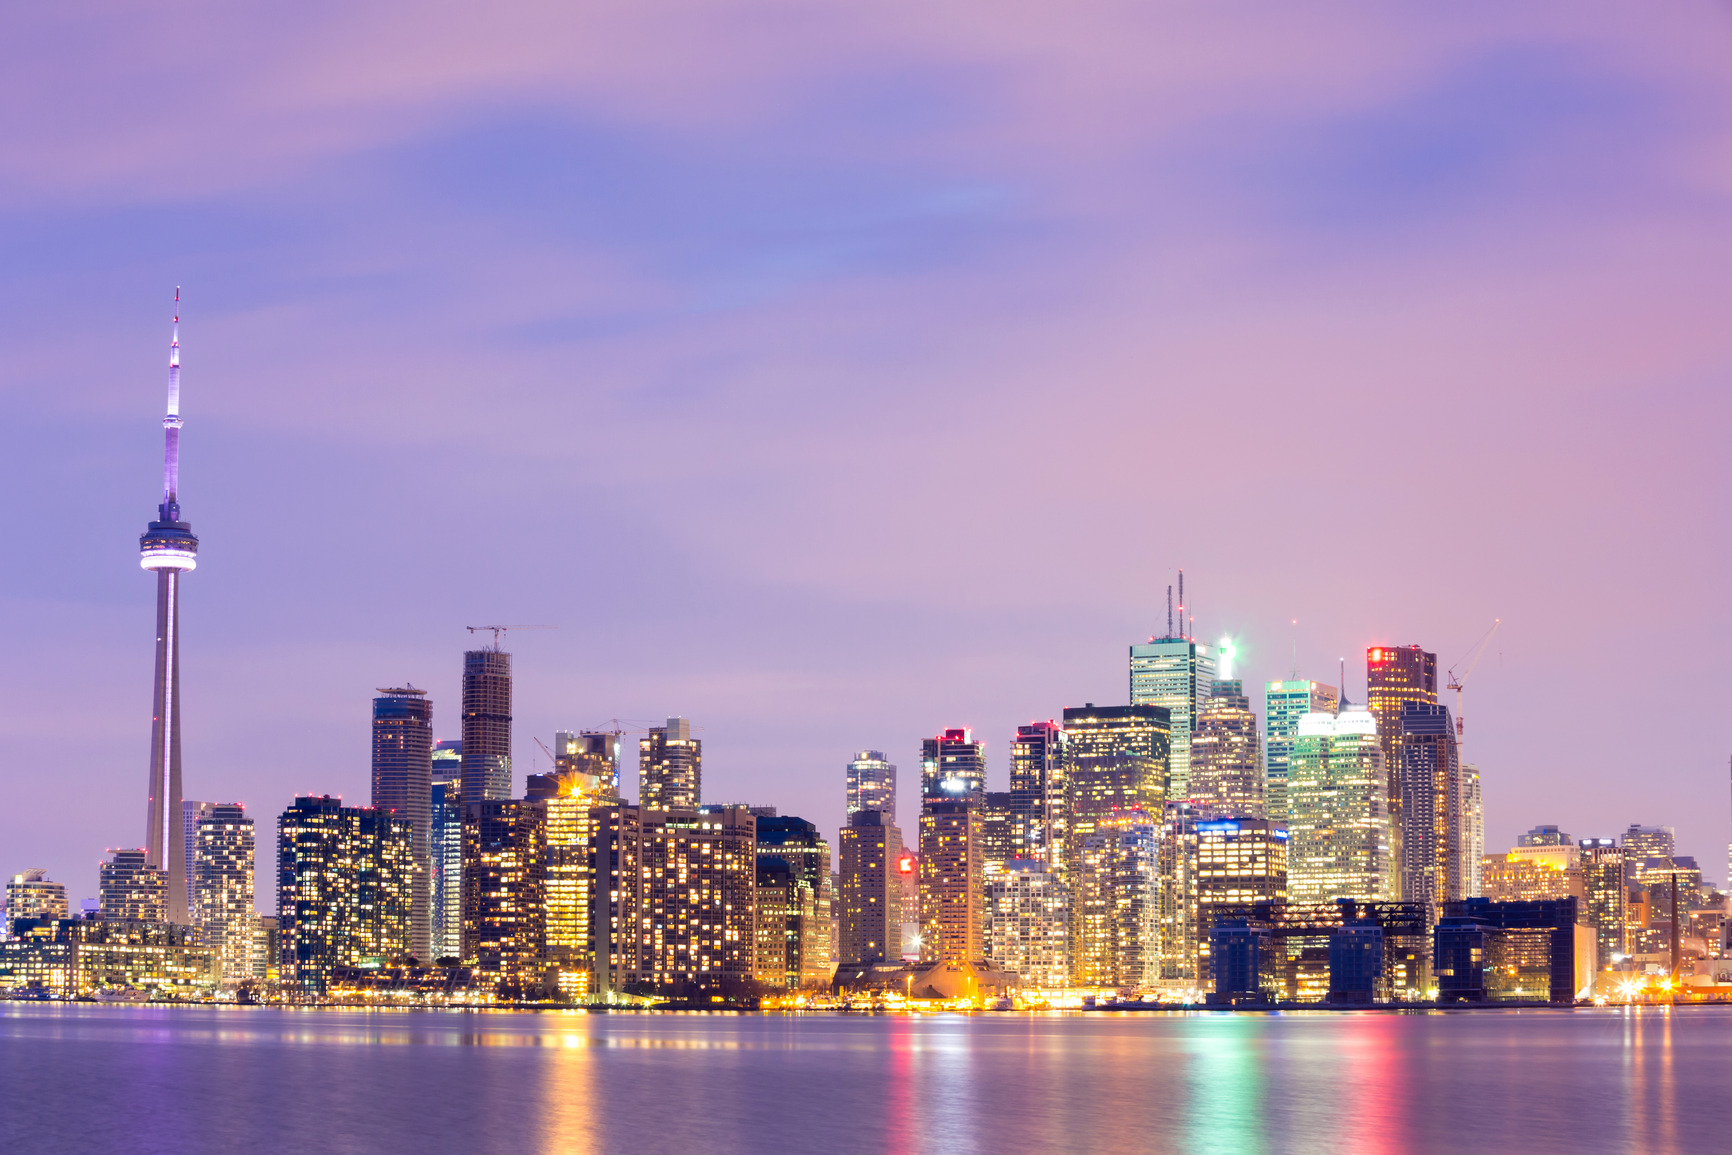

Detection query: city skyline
xmin=2 ymin=4 xmax=1729 ymax=906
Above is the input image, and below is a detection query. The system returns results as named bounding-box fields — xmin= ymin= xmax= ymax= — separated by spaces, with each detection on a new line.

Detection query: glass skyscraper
xmin=1286 ymin=708 xmax=1389 ymax=904
xmin=1189 ymin=680 xmax=1265 ymax=820
xmin=1263 ymin=679 xmax=1338 ymax=821
xmin=640 ymin=718 xmax=702 ymax=809
xmin=846 ymin=750 xmax=897 ymax=820
xmin=372 ymin=686 xmax=433 ymax=961
xmin=462 ymin=649 xmax=513 ymax=804
xmin=430 ymin=740 xmax=463 ymax=962
xmin=1129 ymin=639 xmax=1216 ymax=801
xmin=1009 ymin=721 xmax=1067 ymax=867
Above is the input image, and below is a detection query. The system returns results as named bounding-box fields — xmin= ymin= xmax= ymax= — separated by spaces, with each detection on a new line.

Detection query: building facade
xmin=372 ymin=686 xmax=434 ymax=961
xmin=462 ymin=649 xmax=513 ymax=804
xmin=984 ymin=861 xmax=1070 ymax=989
xmin=838 ymin=810 xmax=903 ymax=964
xmin=4 ymin=871 xmax=67 ymax=937
xmin=1578 ymin=838 xmax=1626 ymax=965
xmin=1071 ymin=812 xmax=1159 ymax=989
xmin=1366 ymin=645 xmax=1437 ymax=897
xmin=193 ymin=803 xmax=255 ymax=983
xmin=1398 ymin=701 xmax=1462 ymax=908
xmin=921 ymin=729 xmax=986 ymax=800
xmin=640 ymin=718 xmax=702 ymax=810
xmin=1286 ymin=709 xmax=1389 ymax=904
xmin=846 ymin=750 xmax=897 ymax=820
xmin=276 ymin=796 xmax=413 ymax=994
xmin=557 ymin=730 xmax=621 ymax=797
xmin=1264 ymin=680 xmax=1339 ymax=821
xmin=100 ymin=849 xmax=166 ymax=923
xmin=1189 ymin=679 xmax=1265 ymax=820
xmin=755 ymin=815 xmax=834 ymax=988
xmin=430 ymin=739 xmax=463 ymax=961
xmin=919 ymin=799 xmax=984 ymax=964
xmin=1195 ymin=818 xmax=1288 ymax=985
xmin=1009 ymin=721 xmax=1067 ymax=868
xmin=462 ymin=799 xmax=548 ymax=995
xmin=1129 ymin=638 xmax=1216 ymax=801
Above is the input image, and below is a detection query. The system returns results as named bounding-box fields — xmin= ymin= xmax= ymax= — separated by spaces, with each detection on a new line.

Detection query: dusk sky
xmin=2 ymin=2 xmax=1729 ymax=903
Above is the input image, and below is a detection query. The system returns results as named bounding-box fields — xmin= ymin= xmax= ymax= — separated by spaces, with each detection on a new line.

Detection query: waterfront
xmin=0 ymin=1004 xmax=1724 ymax=1153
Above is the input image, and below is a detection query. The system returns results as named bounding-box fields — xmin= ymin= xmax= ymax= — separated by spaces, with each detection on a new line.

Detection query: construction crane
xmin=465 ymin=624 xmax=555 ymax=650
xmin=1446 ymin=619 xmax=1501 ymax=756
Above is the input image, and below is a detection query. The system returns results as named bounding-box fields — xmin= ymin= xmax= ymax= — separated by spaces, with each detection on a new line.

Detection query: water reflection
xmin=1185 ymin=1015 xmax=1267 ymax=1155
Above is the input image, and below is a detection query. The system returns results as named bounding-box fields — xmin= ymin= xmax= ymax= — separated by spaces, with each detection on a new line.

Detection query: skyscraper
xmin=555 ymin=730 xmax=621 ymax=797
xmin=1009 ymin=721 xmax=1067 ymax=867
xmin=100 ymin=849 xmax=166 ymax=923
xmin=1286 ymin=708 xmax=1390 ymax=904
xmin=1367 ymin=644 xmax=1437 ymax=895
xmin=463 ymin=799 xmax=548 ymax=995
xmin=919 ymin=799 xmax=984 ymax=963
xmin=756 ymin=815 xmax=834 ymax=987
xmin=372 ymin=687 xmax=433 ymax=960
xmin=921 ymin=729 xmax=986 ymax=800
xmin=1190 ymin=679 xmax=1265 ymax=820
xmin=193 ymin=803 xmax=255 ymax=983
xmin=838 ymin=810 xmax=903 ymax=964
xmin=640 ymin=718 xmax=702 ymax=809
xmin=846 ymin=750 xmax=897 ymax=821
xmin=276 ymin=796 xmax=412 ymax=994
xmin=462 ymin=648 xmax=513 ymax=804
xmin=1129 ymin=639 xmax=1216 ymax=802
xmin=984 ymin=861 xmax=1070 ymax=989
xmin=1461 ymin=763 xmax=1484 ymax=896
xmin=1194 ymin=818 xmax=1288 ymax=985
xmin=1070 ymin=812 xmax=1159 ymax=989
xmin=1063 ymin=704 xmax=1170 ymax=848
xmin=1264 ymin=680 xmax=1339 ymax=821
xmin=139 ymin=292 xmax=200 ymax=926
xmin=1398 ymin=700 xmax=1462 ymax=908
xmin=429 ymin=740 xmax=463 ymax=961
xmin=1579 ymin=838 xmax=1626 ymax=965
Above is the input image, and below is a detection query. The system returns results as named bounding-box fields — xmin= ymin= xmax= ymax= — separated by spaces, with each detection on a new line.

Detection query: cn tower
xmin=139 ymin=290 xmax=199 ymax=925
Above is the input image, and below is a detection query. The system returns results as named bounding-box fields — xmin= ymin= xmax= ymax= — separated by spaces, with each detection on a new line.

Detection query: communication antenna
xmin=1177 ymin=570 xmax=1185 ymax=640
xmin=1338 ymin=657 xmax=1346 ymax=714
xmin=1166 ymin=585 xmax=1173 ymax=639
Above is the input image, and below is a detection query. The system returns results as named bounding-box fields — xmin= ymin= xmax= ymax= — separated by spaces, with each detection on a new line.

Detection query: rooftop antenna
xmin=1166 ymin=584 xmax=1173 ymax=639
xmin=1338 ymin=657 xmax=1346 ymax=714
xmin=1290 ymin=620 xmax=1299 ymax=680
xmin=1177 ymin=570 xmax=1185 ymax=640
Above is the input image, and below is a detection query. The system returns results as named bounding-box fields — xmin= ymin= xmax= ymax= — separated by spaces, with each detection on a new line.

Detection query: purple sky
xmin=2 ymin=2 xmax=1729 ymax=904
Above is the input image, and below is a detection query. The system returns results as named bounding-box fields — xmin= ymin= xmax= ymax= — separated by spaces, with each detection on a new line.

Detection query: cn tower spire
xmin=140 ymin=289 xmax=199 ymax=926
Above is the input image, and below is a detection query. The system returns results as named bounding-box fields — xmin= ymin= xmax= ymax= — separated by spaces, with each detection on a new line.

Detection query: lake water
xmin=0 ymin=1003 xmax=1723 ymax=1153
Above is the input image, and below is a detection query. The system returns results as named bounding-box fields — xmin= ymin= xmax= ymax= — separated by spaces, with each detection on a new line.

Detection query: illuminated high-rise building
xmin=193 ymin=803 xmax=255 ymax=983
xmin=1461 ymin=763 xmax=1484 ymax=896
xmin=1264 ymin=680 xmax=1338 ymax=820
xmin=1129 ymin=638 xmax=1216 ymax=801
xmin=4 ymin=870 xmax=68 ymax=936
xmin=138 ymin=292 xmax=200 ymax=926
xmin=275 ymin=796 xmax=412 ymax=993
xmin=1070 ymin=812 xmax=1159 ymax=989
xmin=1286 ymin=708 xmax=1389 ymax=904
xmin=372 ymin=686 xmax=433 ymax=960
xmin=1366 ymin=644 xmax=1437 ymax=894
xmin=556 ymin=730 xmax=621 ymax=797
xmin=1621 ymin=825 xmax=1676 ymax=884
xmin=921 ymin=729 xmax=986 ymax=800
xmin=1157 ymin=801 xmax=1200 ymax=985
xmin=919 ymin=799 xmax=984 ymax=963
xmin=182 ymin=801 xmax=215 ymax=907
xmin=984 ymin=861 xmax=1070 ymax=989
xmin=640 ymin=717 xmax=702 ymax=809
xmin=1397 ymin=701 xmax=1462 ymax=908
xmin=980 ymin=792 xmax=1015 ymax=877
xmin=463 ymin=798 xmax=548 ymax=995
xmin=756 ymin=815 xmax=833 ymax=988
xmin=1009 ymin=721 xmax=1067 ymax=867
xmin=1190 ymin=679 xmax=1265 ymax=820
xmin=540 ymin=794 xmax=594 ymax=999
xmin=1195 ymin=818 xmax=1288 ymax=985
xmin=100 ymin=849 xmax=166 ymax=922
xmin=1579 ymin=838 xmax=1626 ymax=965
xmin=1063 ymin=703 xmax=1169 ymax=846
xmin=838 ymin=810 xmax=903 ymax=964
xmin=429 ymin=740 xmax=463 ymax=961
xmin=462 ymin=648 xmax=513 ymax=804
xmin=846 ymin=750 xmax=897 ymax=820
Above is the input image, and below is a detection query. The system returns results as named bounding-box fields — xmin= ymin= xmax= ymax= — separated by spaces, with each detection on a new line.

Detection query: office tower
xmin=100 ymin=849 xmax=167 ymax=922
xmin=919 ymin=799 xmax=984 ymax=963
xmin=756 ymin=815 xmax=834 ymax=987
xmin=139 ymin=293 xmax=200 ymax=926
xmin=1621 ymin=825 xmax=1676 ymax=884
xmin=587 ymin=804 xmax=758 ymax=997
xmin=1130 ymin=637 xmax=1216 ymax=801
xmin=276 ymin=796 xmax=412 ymax=994
xmin=1286 ymin=708 xmax=1390 ymax=904
xmin=182 ymin=801 xmax=214 ymax=906
xmin=1264 ymin=680 xmax=1339 ymax=820
xmin=553 ymin=730 xmax=621 ymax=797
xmin=1480 ymin=852 xmax=1583 ymax=903
xmin=540 ymin=794 xmax=593 ymax=999
xmin=1461 ymin=764 xmax=1484 ymax=896
xmin=1367 ymin=644 xmax=1437 ymax=894
xmin=462 ymin=799 xmax=548 ymax=994
xmin=838 ymin=811 xmax=903 ymax=964
xmin=984 ymin=861 xmax=1070 ymax=989
xmin=462 ymin=648 xmax=513 ymax=804
xmin=372 ymin=686 xmax=433 ymax=961
xmin=1519 ymin=824 xmax=1573 ymax=847
xmin=1070 ymin=812 xmax=1160 ymax=988
xmin=641 ymin=717 xmax=702 ymax=809
xmin=429 ymin=740 xmax=463 ymax=961
xmin=1157 ymin=802 xmax=1200 ymax=984
xmin=4 ymin=870 xmax=67 ymax=937
xmin=897 ymin=849 xmax=920 ymax=956
xmin=1063 ymin=704 xmax=1170 ymax=833
xmin=921 ymin=728 xmax=986 ymax=800
xmin=980 ymin=792 xmax=1014 ymax=876
xmin=1190 ymin=680 xmax=1265 ymax=820
xmin=1579 ymin=838 xmax=1626 ymax=964
xmin=1195 ymin=818 xmax=1288 ymax=985
xmin=1397 ymin=701 xmax=1461 ymax=908
xmin=846 ymin=750 xmax=897 ymax=820
xmin=1009 ymin=721 xmax=1067 ymax=867
xmin=193 ymin=803 xmax=255 ymax=983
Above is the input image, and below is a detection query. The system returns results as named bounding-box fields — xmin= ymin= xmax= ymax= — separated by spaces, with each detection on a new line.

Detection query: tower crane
xmin=1446 ymin=619 xmax=1501 ymax=757
xmin=465 ymin=624 xmax=555 ymax=650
